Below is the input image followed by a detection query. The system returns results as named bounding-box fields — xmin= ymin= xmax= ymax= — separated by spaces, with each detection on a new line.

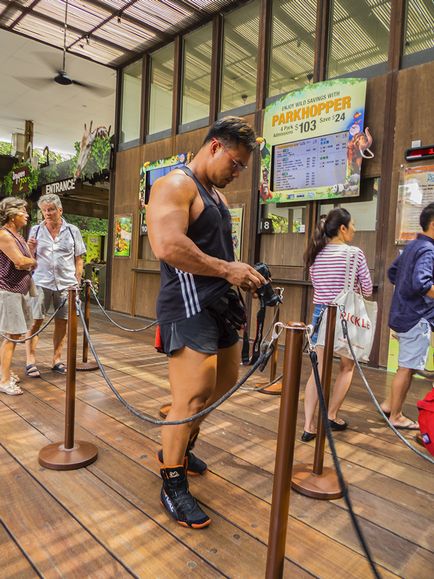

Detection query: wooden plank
xmin=2 ymin=389 xmax=306 ymax=579
xmin=0 ymin=442 xmax=127 ymax=578
xmin=0 ymin=405 xmax=222 ymax=579
xmin=11 ymin=380 xmax=406 ymax=579
xmin=0 ymin=521 xmax=39 ymax=579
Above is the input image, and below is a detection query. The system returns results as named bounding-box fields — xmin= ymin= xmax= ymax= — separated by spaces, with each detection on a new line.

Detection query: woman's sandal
xmin=0 ymin=379 xmax=23 ymax=396
xmin=25 ymin=364 xmax=41 ymax=378
xmin=52 ymin=362 xmax=67 ymax=375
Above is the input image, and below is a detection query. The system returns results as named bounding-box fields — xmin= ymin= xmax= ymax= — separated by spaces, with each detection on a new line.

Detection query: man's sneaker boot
xmin=160 ymin=465 xmax=211 ymax=529
xmin=157 ymin=430 xmax=207 ymax=476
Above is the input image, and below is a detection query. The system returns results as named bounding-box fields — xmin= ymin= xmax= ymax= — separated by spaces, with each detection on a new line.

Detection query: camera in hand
xmin=253 ymin=262 xmax=282 ymax=307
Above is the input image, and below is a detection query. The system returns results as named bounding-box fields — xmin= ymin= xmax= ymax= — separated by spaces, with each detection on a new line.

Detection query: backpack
xmin=417 ymin=389 xmax=434 ymax=456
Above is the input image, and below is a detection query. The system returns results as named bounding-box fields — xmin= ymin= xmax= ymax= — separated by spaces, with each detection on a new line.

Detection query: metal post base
xmin=76 ymin=361 xmax=99 ymax=372
xmin=291 ymin=464 xmax=343 ymax=500
xmin=159 ymin=403 xmax=171 ymax=419
xmin=258 ymin=382 xmax=282 ymax=395
xmin=39 ymin=441 xmax=98 ymax=470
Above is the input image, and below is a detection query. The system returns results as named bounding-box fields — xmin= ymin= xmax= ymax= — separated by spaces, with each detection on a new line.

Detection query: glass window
xmin=268 ymin=0 xmax=316 ymax=99
xmin=221 ymin=0 xmax=260 ymax=112
xmin=328 ymin=0 xmax=391 ymax=79
xmin=120 ymin=59 xmax=142 ymax=144
xmin=148 ymin=43 xmax=174 ymax=136
xmin=181 ymin=24 xmax=212 ymax=126
xmin=403 ymin=0 xmax=434 ymax=66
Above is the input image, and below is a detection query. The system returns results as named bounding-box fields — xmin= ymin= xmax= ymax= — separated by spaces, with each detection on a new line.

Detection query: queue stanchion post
xmin=291 ymin=304 xmax=342 ymax=499
xmin=265 ymin=322 xmax=305 ymax=579
xmin=39 ymin=288 xmax=98 ymax=470
xmin=76 ymin=281 xmax=98 ymax=372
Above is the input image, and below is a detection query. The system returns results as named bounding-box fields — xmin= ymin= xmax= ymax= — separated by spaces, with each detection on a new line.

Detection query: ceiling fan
xmin=15 ymin=0 xmax=113 ymax=98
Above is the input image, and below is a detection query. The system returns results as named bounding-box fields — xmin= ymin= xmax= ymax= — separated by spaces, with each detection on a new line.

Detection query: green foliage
xmin=64 ymin=213 xmax=108 ymax=235
xmin=91 ymin=136 xmax=111 ymax=174
xmin=0 ymin=141 xmax=12 ymax=155
xmin=2 ymin=162 xmax=39 ymax=197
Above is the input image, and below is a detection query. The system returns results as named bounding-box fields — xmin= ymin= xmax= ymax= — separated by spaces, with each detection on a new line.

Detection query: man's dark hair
xmin=420 ymin=202 xmax=434 ymax=231
xmin=203 ymin=116 xmax=257 ymax=152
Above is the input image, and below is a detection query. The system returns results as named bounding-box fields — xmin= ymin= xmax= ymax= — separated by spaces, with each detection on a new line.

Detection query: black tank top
xmin=157 ymin=165 xmax=234 ymax=323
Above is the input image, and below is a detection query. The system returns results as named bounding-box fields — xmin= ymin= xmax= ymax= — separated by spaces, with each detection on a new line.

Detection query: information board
xmin=272 ymin=132 xmax=348 ymax=192
xmin=260 ymin=78 xmax=368 ymax=204
xmin=396 ymin=164 xmax=434 ymax=243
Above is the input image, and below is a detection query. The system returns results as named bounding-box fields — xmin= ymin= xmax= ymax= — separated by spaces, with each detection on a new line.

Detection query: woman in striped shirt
xmin=301 ymin=208 xmax=373 ymax=442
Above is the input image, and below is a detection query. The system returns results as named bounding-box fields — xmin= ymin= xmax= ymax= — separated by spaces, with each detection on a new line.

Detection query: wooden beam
xmin=9 ymin=0 xmax=42 ymax=29
xmin=370 ymin=0 xmax=406 ymax=367
xmin=172 ymin=35 xmax=182 ymax=136
xmin=140 ymin=55 xmax=150 ymax=143
xmin=313 ymin=0 xmax=330 ymax=82
xmin=256 ymin=0 xmax=272 ymax=110
xmin=209 ymin=14 xmax=223 ymax=123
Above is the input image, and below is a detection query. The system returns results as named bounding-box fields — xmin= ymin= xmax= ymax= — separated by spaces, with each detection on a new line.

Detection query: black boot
xmin=157 ymin=430 xmax=207 ymax=476
xmin=160 ymin=465 xmax=211 ymax=529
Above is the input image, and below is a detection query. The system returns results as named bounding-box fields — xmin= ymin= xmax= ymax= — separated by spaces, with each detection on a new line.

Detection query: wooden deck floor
xmin=1 ymin=308 xmax=433 ymax=578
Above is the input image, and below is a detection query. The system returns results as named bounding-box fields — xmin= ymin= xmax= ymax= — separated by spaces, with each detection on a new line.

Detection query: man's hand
xmin=28 ymin=237 xmax=37 ymax=256
xmin=225 ymin=262 xmax=266 ymax=291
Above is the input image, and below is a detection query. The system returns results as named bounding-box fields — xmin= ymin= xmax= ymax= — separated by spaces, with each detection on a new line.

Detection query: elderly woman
xmin=0 ymin=197 xmax=37 ymax=395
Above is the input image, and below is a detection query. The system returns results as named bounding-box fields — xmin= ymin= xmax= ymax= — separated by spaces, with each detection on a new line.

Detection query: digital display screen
xmin=145 ymin=162 xmax=184 ymax=203
xmin=271 ymin=132 xmax=348 ymax=193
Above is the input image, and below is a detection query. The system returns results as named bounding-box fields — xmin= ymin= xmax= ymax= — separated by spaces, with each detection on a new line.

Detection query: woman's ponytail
xmin=304 ymin=208 xmax=352 ymax=268
xmin=304 ymin=217 xmax=328 ymax=268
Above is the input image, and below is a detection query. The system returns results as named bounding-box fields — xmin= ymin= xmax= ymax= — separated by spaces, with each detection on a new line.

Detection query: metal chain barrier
xmin=340 ymin=312 xmax=434 ymax=465
xmin=86 ymin=281 xmax=157 ymax=333
xmin=1 ymin=298 xmax=67 ymax=343
xmin=307 ymin=338 xmax=381 ymax=579
xmin=76 ymin=295 xmax=275 ymax=425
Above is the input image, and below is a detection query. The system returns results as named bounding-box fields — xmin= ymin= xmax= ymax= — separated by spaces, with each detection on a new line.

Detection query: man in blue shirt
xmin=381 ymin=203 xmax=434 ymax=429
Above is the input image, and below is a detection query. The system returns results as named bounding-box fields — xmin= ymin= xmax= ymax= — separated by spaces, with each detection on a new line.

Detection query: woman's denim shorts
xmin=310 ymin=303 xmax=326 ymax=344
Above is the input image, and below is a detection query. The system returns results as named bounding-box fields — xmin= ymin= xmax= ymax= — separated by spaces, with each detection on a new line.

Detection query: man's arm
xmin=75 ymin=255 xmax=84 ymax=285
xmin=387 ymin=254 xmax=401 ymax=285
xmin=412 ymin=250 xmax=434 ymax=299
xmin=147 ymin=172 xmax=265 ymax=289
xmin=0 ymin=231 xmax=37 ymax=270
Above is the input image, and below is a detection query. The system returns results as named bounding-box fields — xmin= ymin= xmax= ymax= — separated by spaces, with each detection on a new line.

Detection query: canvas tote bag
xmin=317 ymin=246 xmax=377 ymax=362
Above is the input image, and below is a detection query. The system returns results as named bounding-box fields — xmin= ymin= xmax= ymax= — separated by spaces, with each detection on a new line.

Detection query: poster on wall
xmin=259 ymin=78 xmax=368 ymax=204
xmin=139 ymin=153 xmax=192 ymax=235
xmin=396 ymin=165 xmax=434 ymax=243
xmin=229 ymin=206 xmax=244 ymax=261
xmin=114 ymin=215 xmax=132 ymax=257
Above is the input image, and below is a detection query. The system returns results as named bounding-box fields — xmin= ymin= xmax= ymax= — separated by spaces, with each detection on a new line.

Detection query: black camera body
xmin=253 ymin=262 xmax=282 ymax=307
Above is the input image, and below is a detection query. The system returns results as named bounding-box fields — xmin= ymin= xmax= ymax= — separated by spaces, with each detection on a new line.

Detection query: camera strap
xmin=241 ymin=296 xmax=267 ymax=366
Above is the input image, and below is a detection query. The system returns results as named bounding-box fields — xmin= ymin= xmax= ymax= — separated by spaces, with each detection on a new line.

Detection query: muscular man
xmin=147 ymin=117 xmax=265 ymax=529
xmin=25 ymin=194 xmax=86 ymax=377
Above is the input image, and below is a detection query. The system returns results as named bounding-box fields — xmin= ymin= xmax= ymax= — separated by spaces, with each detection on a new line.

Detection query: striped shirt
xmin=310 ymin=244 xmax=373 ymax=305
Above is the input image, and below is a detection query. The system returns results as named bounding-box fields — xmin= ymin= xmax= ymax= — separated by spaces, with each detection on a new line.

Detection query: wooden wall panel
xmin=111 ymin=146 xmax=143 ymax=314
xmin=134 ymin=272 xmax=161 ymax=319
xmin=378 ymin=60 xmax=434 ymax=365
xmin=363 ymin=75 xmax=387 ymax=178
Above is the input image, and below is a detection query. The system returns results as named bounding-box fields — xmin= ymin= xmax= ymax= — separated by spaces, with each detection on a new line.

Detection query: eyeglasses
xmin=216 ymin=141 xmax=248 ymax=172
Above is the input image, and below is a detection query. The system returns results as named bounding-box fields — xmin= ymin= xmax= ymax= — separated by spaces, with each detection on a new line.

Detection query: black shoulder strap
xmin=34 ymin=225 xmax=41 ymax=239
xmin=179 ymin=165 xmax=216 ymax=208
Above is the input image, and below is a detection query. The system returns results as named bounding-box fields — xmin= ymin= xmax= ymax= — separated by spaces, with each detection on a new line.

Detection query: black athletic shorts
xmin=159 ymin=308 xmax=239 ymax=357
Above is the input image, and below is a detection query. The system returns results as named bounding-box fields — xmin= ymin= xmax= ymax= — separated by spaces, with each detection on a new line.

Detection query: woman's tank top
xmin=157 ymin=166 xmax=235 ymax=323
xmin=0 ymin=227 xmax=32 ymax=294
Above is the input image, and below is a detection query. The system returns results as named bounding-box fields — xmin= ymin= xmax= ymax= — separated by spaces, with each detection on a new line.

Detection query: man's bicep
xmin=147 ymin=182 xmax=190 ymax=240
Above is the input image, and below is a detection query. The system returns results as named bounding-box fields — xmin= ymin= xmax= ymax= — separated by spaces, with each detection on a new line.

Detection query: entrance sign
xmin=45 ymin=178 xmax=76 ymax=194
xmin=396 ymin=164 xmax=434 ymax=243
xmin=260 ymin=78 xmax=367 ymax=204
